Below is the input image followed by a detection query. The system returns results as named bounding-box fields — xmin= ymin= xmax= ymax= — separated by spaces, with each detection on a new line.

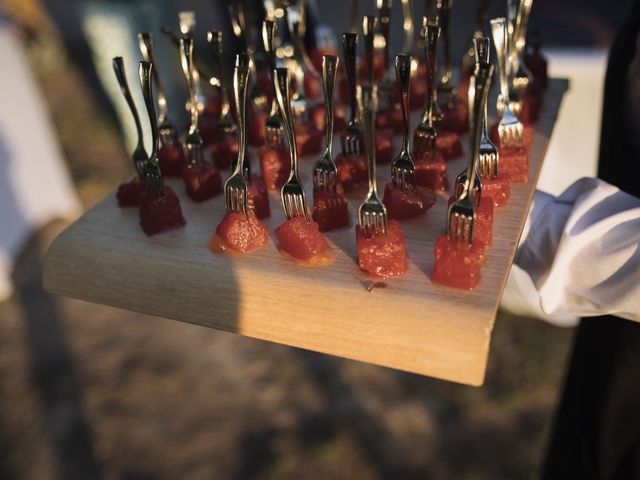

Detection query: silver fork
xmin=490 ymin=17 xmax=524 ymax=148
xmin=436 ymin=0 xmax=456 ymax=111
xmin=475 ymin=37 xmax=498 ymax=178
xmin=274 ymin=67 xmax=309 ymax=221
xmin=401 ymin=0 xmax=415 ymax=54
xmin=392 ymin=53 xmax=416 ymax=191
xmin=224 ymin=54 xmax=251 ymax=216
xmin=262 ymin=20 xmax=285 ymax=147
xmin=179 ymin=37 xmax=206 ymax=165
xmin=288 ymin=21 xmax=309 ymax=121
xmin=357 ymin=84 xmax=387 ymax=238
xmin=511 ymin=0 xmax=534 ymax=101
xmin=287 ymin=0 xmax=321 ymax=79
xmin=228 ymin=1 xmax=269 ymax=115
xmin=461 ymin=0 xmax=489 ymax=75
xmin=178 ymin=11 xmax=207 ymax=115
xmin=139 ymin=61 xmax=165 ymax=197
xmin=448 ymin=62 xmax=493 ymax=245
xmin=112 ymin=57 xmax=148 ymax=178
xmin=414 ymin=16 xmax=440 ymax=155
xmin=341 ymin=32 xmax=362 ymax=155
xmin=313 ymin=55 xmax=339 ymax=193
xmin=362 ymin=15 xmax=378 ymax=85
xmin=455 ymin=38 xmax=494 ymax=194
xmin=207 ymin=31 xmax=237 ymax=137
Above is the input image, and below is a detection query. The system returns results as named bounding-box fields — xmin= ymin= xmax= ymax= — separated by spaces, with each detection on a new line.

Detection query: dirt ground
xmin=0 ymin=17 xmax=579 ymax=480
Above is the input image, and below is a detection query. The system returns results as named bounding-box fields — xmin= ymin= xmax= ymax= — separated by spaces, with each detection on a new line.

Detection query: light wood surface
xmin=43 ymin=79 xmax=568 ymax=386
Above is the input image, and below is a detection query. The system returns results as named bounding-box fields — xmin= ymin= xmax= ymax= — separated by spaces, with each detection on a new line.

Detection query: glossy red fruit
xmin=489 ymin=121 xmax=533 ymax=151
xmin=248 ymin=112 xmax=267 ymax=147
xmin=313 ymin=184 xmax=350 ymax=232
xmin=414 ymin=152 xmax=448 ymax=192
xmin=435 ymin=130 xmax=463 ymax=160
xmin=310 ymin=103 xmax=347 ymax=133
xmin=158 ymin=144 xmax=185 ymax=177
xmin=447 ymin=195 xmax=493 ymax=247
xmin=295 ymin=123 xmax=323 ymax=157
xmin=259 ymin=145 xmax=290 ymax=191
xmin=335 ymin=153 xmax=368 ymax=192
xmin=383 ymin=183 xmax=437 ymax=220
xmin=431 ymin=234 xmax=485 ymax=290
xmin=303 ymin=71 xmax=322 ymax=101
xmin=356 ymin=220 xmax=408 ymax=278
xmin=181 ymin=162 xmax=223 ymax=202
xmin=198 ymin=114 xmax=218 ymax=146
xmin=247 ymin=177 xmax=271 ymax=219
xmin=481 ymin=174 xmax=511 ymax=207
xmin=376 ymin=106 xmax=404 ymax=134
xmin=117 ymin=177 xmax=145 ymax=206
xmin=274 ymin=216 xmax=331 ymax=264
xmin=211 ymin=211 xmax=269 ymax=253
xmin=439 ymin=102 xmax=469 ymax=134
xmin=211 ymin=133 xmax=238 ymax=170
xmin=499 ymin=146 xmax=529 ymax=183
xmin=375 ymin=128 xmax=395 ymax=164
xmin=139 ymin=185 xmax=185 ymax=236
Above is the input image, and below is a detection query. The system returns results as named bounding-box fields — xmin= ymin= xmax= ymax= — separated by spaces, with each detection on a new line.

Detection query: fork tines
xmin=497 ymin=110 xmax=524 ymax=148
xmin=359 ymin=208 xmax=388 ymax=238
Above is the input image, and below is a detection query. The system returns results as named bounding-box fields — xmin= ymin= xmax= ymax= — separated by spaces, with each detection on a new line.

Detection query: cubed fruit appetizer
xmin=198 ymin=114 xmax=218 ymax=146
xmin=435 ymin=130 xmax=464 ymax=160
xmin=117 ymin=177 xmax=145 ymax=206
xmin=295 ymin=123 xmax=323 ymax=157
xmin=447 ymin=195 xmax=494 ymax=247
xmin=259 ymin=145 xmax=290 ymax=191
xmin=375 ymin=106 xmax=404 ymax=134
xmin=431 ymin=234 xmax=485 ymax=290
xmin=439 ymin=102 xmax=469 ymax=135
xmin=211 ymin=133 xmax=238 ymax=170
xmin=303 ymin=71 xmax=322 ymax=101
xmin=274 ymin=216 xmax=333 ymax=266
xmin=519 ymin=91 xmax=541 ymax=124
xmin=139 ymin=185 xmax=186 ymax=236
xmin=335 ymin=153 xmax=368 ymax=192
xmin=310 ymin=103 xmax=347 ymax=133
xmin=489 ymin=121 xmax=533 ymax=151
xmin=375 ymin=127 xmax=395 ymax=164
xmin=413 ymin=129 xmax=462 ymax=161
xmin=414 ymin=153 xmax=448 ymax=192
xmin=181 ymin=162 xmax=223 ymax=202
xmin=498 ymin=146 xmax=529 ymax=183
xmin=313 ymin=184 xmax=350 ymax=231
xmin=358 ymin=55 xmax=385 ymax=82
xmin=248 ymin=112 xmax=267 ymax=147
xmin=247 ymin=177 xmax=271 ymax=220
xmin=158 ymin=144 xmax=185 ymax=177
xmin=356 ymin=220 xmax=408 ymax=278
xmin=383 ymin=183 xmax=437 ymax=220
xmin=410 ymin=76 xmax=427 ymax=110
xmin=481 ymin=174 xmax=511 ymax=207
xmin=209 ymin=211 xmax=269 ymax=254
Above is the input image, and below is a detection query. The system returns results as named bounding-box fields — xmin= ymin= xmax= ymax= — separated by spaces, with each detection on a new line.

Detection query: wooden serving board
xmin=43 ymin=79 xmax=568 ymax=386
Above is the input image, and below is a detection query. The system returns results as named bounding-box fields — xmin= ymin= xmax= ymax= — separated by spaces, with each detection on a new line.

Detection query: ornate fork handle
xmin=112 ymin=57 xmax=145 ymax=158
xmin=274 ymin=68 xmax=300 ymax=179
xmin=363 ymin=16 xmax=377 ymax=84
xmin=358 ymin=84 xmax=379 ymax=197
xmin=207 ymin=31 xmax=231 ymax=119
xmin=342 ymin=32 xmax=359 ymax=125
xmin=437 ymin=0 xmax=452 ymax=86
xmin=490 ymin=18 xmax=511 ymax=111
xmin=138 ymin=33 xmax=168 ymax=125
xmin=322 ymin=55 xmax=339 ymax=157
xmin=234 ymin=53 xmax=251 ymax=177
xmin=179 ymin=37 xmax=199 ymax=136
xmin=421 ymin=16 xmax=440 ymax=126
xmin=396 ymin=53 xmax=412 ymax=152
xmin=139 ymin=61 xmax=164 ymax=196
xmin=262 ymin=20 xmax=280 ymax=117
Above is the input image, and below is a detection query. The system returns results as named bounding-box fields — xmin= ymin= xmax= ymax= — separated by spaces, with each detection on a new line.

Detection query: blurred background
xmin=0 ymin=0 xmax=633 ymax=478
